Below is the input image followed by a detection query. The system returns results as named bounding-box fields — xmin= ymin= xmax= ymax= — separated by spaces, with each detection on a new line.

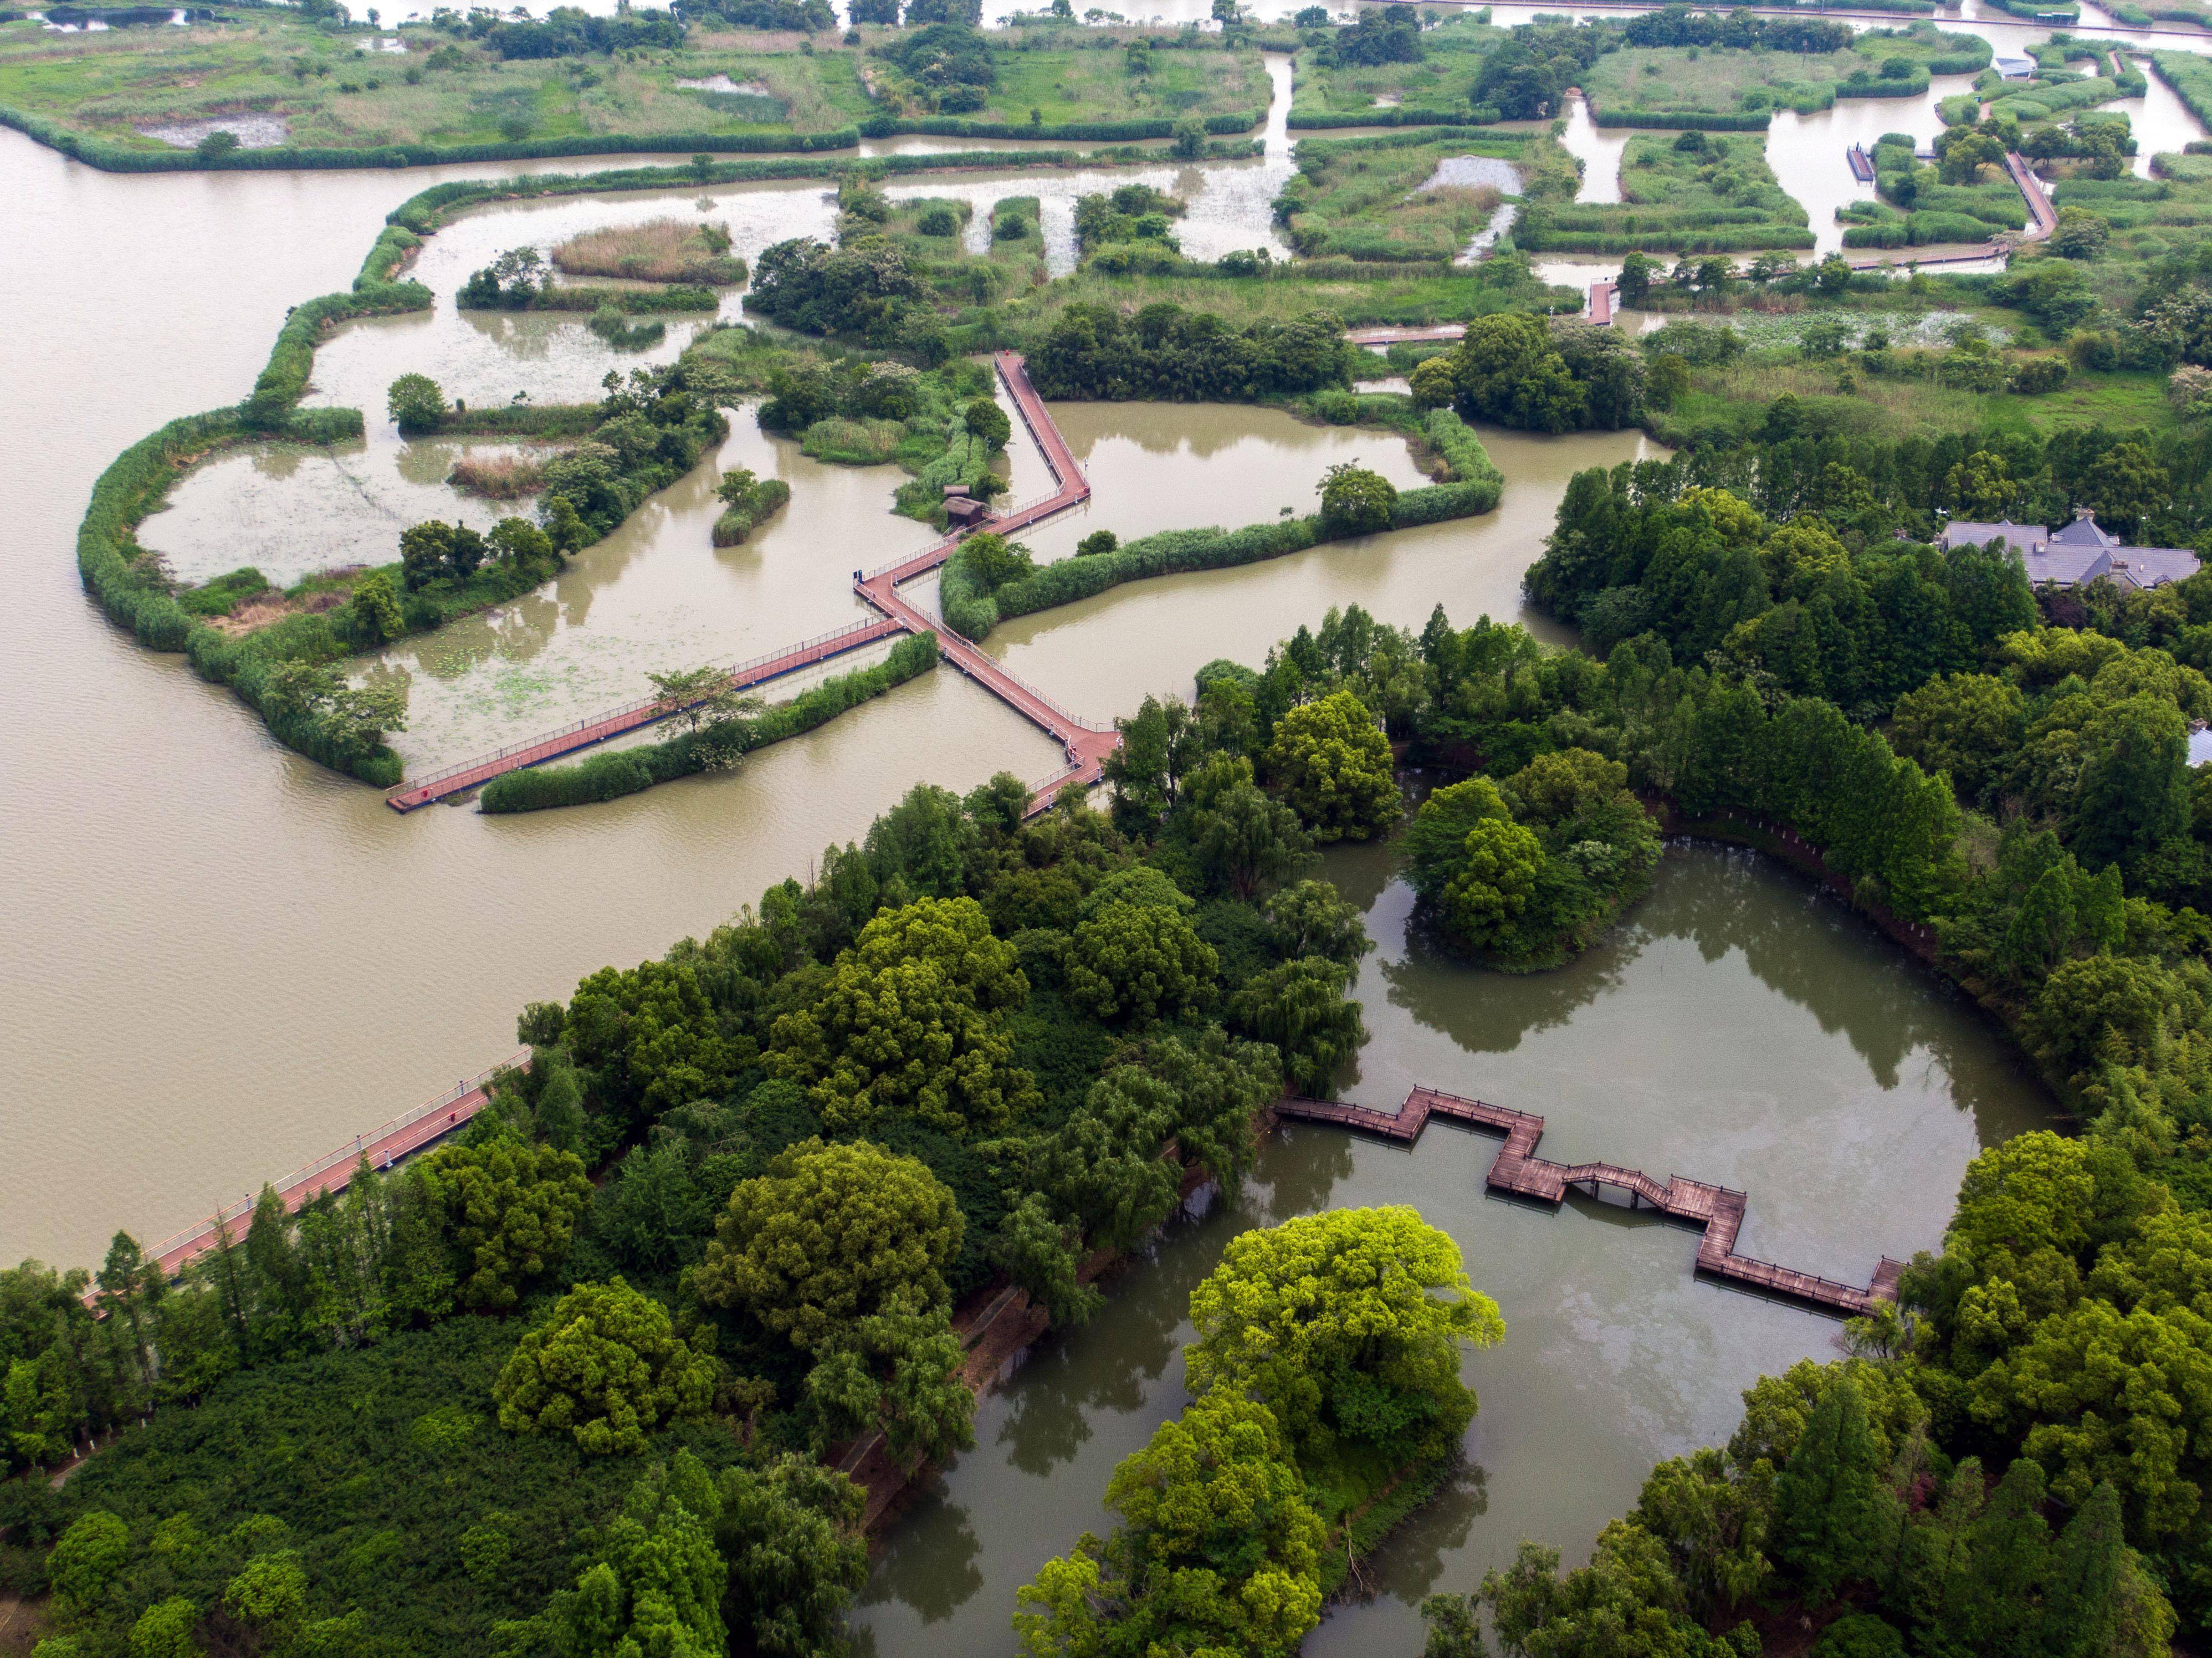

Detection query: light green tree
xmin=1261 ymin=688 xmax=1399 ymax=842
xmin=766 ymin=896 xmax=1038 ymax=1135
xmin=694 ymin=1138 xmax=962 ymax=1353
xmin=222 ymin=1552 xmax=308 ymax=1646
xmin=1014 ymin=1395 xmax=1324 ymax=1658
xmin=1318 ymin=462 xmax=1399 ymax=537
xmin=1184 ymin=1207 xmax=1504 ymax=1468
xmin=386 ymin=372 xmax=447 ymax=434
xmin=126 ymin=1600 xmax=202 ymax=1658
xmin=419 ymin=1134 xmax=592 ymax=1310
xmin=494 ymin=1278 xmax=716 ymax=1455
xmin=1442 ymin=815 xmax=1545 ymax=950
xmin=1065 ymin=900 xmax=1218 ymax=1023
xmin=48 ymin=1511 xmax=129 ymax=1619
xmin=502 ymin=1452 xmax=726 ymax=1658
xmin=346 ymin=570 xmax=405 ymax=648
xmin=964 ymin=397 xmax=1012 ymax=454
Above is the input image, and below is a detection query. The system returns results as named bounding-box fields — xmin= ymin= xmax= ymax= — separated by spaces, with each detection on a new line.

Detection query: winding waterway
xmin=0 ymin=0 xmax=2174 ymax=1639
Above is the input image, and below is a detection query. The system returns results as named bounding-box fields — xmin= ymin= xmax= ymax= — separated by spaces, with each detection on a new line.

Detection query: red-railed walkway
xmin=849 ymin=351 xmax=1115 ymax=816
xmin=1277 ymin=1086 xmax=1904 ymax=1317
xmin=114 ymin=1047 xmax=533 ymax=1291
xmin=386 ymin=618 xmax=906 ymax=811
xmin=2005 ymin=149 xmax=2059 ymax=239
xmin=385 ymin=352 xmax=1105 ymax=815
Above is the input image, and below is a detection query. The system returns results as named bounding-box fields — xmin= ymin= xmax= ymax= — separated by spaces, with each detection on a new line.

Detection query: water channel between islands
xmin=0 ymin=0 xmax=2154 ymax=1635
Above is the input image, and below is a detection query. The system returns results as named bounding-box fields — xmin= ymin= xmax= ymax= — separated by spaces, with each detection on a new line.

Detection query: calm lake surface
xmin=0 ymin=4 xmax=2157 ymax=1637
xmin=852 ymin=841 xmax=2056 ymax=1655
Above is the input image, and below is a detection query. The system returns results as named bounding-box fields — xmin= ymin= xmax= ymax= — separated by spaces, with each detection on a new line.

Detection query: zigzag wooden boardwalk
xmin=1277 ymin=1087 xmax=1904 ymax=1317
xmin=851 ymin=351 xmax=1117 ymax=818
xmin=385 ymin=352 xmax=1108 ymax=815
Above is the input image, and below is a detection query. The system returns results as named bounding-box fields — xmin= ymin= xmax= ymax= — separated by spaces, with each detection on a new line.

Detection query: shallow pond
xmin=854 ymin=840 xmax=2056 ymax=1657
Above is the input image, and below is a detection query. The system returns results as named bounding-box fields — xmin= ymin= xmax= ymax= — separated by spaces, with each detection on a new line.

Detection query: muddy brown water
xmin=0 ymin=122 xmax=1655 ymax=1274
xmin=0 ymin=23 xmax=2091 ymax=1646
xmin=852 ymin=840 xmax=2055 ymax=1655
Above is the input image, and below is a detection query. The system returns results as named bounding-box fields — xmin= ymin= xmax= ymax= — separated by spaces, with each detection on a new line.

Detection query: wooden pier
xmin=385 ymin=352 xmax=1108 ymax=817
xmin=1276 ymin=1086 xmax=1904 ymax=1317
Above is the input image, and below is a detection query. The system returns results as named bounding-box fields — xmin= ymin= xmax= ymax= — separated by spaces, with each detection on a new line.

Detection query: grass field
xmin=1519 ymin=131 xmax=1812 ymax=253
xmin=1275 ymin=127 xmax=1576 ymax=262
xmin=1288 ymin=15 xmax=1503 ymax=117
xmin=1580 ymin=24 xmax=1989 ymax=119
xmin=1003 ymin=260 xmax=1578 ymax=336
xmin=1667 ymin=354 xmax=2177 ymax=441
xmin=0 ymin=13 xmax=1261 ymax=158
xmin=0 ymin=14 xmax=884 ymax=151
xmin=969 ymin=34 xmax=1267 ymax=127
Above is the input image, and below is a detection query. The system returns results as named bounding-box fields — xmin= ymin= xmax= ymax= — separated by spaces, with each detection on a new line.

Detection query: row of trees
xmin=1409 ymin=314 xmax=1646 ymax=434
xmin=1191 ymin=438 xmax=2212 ymax=1644
xmin=1025 ymin=302 xmax=1357 ymax=402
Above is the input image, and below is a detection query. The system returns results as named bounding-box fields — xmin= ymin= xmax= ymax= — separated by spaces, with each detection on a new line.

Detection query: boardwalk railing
xmin=1278 ymin=1088 xmax=1899 ymax=1317
xmin=389 ymin=351 xmax=1108 ymax=817
xmin=386 ymin=617 xmax=904 ymax=811
xmin=137 ymin=1046 xmax=534 ymax=1278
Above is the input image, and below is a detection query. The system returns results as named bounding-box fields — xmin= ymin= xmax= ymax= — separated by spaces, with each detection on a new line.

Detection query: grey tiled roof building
xmin=1938 ymin=508 xmax=2200 ymax=591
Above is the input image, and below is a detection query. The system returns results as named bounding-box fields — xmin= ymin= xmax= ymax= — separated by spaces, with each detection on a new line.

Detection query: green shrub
xmin=943 ymin=460 xmax=1499 ymax=643
xmin=479 ymin=633 xmax=939 ymax=812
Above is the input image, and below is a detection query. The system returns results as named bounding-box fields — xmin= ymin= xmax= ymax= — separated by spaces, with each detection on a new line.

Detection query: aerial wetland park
xmin=10 ymin=0 xmax=2212 ymax=1655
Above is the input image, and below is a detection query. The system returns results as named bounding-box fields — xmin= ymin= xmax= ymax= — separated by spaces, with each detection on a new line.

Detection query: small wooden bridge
xmin=385 ymin=352 xmax=1110 ymax=816
xmin=2005 ymin=149 xmax=2059 ymax=239
xmin=1276 ymin=1086 xmax=1904 ymax=1317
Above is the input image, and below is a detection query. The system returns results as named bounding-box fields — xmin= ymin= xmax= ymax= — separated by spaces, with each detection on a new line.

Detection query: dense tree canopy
xmin=1184 ymin=1206 xmax=1504 ymax=1468
xmin=493 ymin=1278 xmax=717 ymax=1455
xmin=420 ymin=1137 xmax=593 ymax=1312
xmin=1262 ymin=689 xmax=1400 ymax=843
xmin=766 ymin=895 xmax=1038 ymax=1136
xmin=1028 ymin=302 xmax=1354 ymax=402
xmin=693 ymin=1137 xmax=962 ymax=1353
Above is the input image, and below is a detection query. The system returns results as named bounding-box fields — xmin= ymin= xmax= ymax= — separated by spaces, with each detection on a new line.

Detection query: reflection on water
xmin=1559 ymin=93 xmax=1629 ymax=204
xmin=1763 ymin=73 xmax=1988 ymax=255
xmin=357 ymin=397 xmax=1440 ymax=765
xmin=856 ymin=843 xmax=2055 ymax=1658
xmin=988 ymin=421 xmax=1658 ymax=721
xmin=2104 ymin=51 xmax=2212 ymax=176
xmin=368 ymin=412 xmax=943 ymax=764
xmin=142 ymin=437 xmax=546 ymax=585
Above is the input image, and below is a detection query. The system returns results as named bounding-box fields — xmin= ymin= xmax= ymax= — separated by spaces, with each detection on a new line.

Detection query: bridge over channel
xmin=387 ymin=352 xmax=1109 ymax=816
xmin=1277 ymin=1087 xmax=1904 ymax=1317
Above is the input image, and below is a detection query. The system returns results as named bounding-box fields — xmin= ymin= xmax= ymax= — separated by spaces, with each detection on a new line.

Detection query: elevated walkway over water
xmin=386 ymin=352 xmax=1106 ymax=817
xmin=1277 ymin=1086 xmax=1904 ymax=1317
